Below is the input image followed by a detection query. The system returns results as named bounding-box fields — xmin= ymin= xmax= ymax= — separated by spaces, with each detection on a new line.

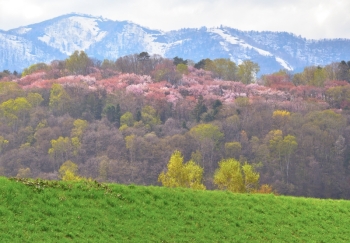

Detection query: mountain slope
xmin=1 ymin=13 xmax=350 ymax=74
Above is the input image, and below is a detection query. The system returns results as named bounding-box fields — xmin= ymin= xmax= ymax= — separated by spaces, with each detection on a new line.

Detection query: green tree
xmin=141 ymin=105 xmax=161 ymax=129
xmin=0 ymin=97 xmax=32 ymax=131
xmin=225 ymin=142 xmax=242 ymax=159
xmin=22 ymin=63 xmax=49 ymax=77
xmin=158 ymin=150 xmax=205 ymax=190
xmin=238 ymin=60 xmax=260 ymax=84
xmin=212 ymin=58 xmax=237 ymax=80
xmin=176 ymin=63 xmax=189 ymax=75
xmin=48 ymin=136 xmax=72 ymax=168
xmin=189 ymin=123 xmax=224 ymax=169
xmin=49 ymin=83 xmax=71 ymax=115
xmin=26 ymin=93 xmax=43 ymax=107
xmin=104 ymin=104 xmax=116 ymax=123
xmin=213 ymin=158 xmax=259 ymax=193
xmin=71 ymin=119 xmax=88 ymax=156
xmin=65 ymin=50 xmax=91 ymax=75
xmin=120 ymin=112 xmax=134 ymax=127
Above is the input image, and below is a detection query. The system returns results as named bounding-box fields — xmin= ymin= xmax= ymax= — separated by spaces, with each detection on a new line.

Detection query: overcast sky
xmin=0 ymin=0 xmax=349 ymax=39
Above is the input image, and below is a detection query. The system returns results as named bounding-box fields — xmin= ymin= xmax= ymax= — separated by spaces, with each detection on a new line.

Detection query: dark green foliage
xmin=105 ymin=105 xmax=116 ymax=123
xmin=194 ymin=59 xmax=207 ymax=69
xmin=138 ymin=52 xmax=150 ymax=61
xmin=94 ymin=98 xmax=104 ymax=120
xmin=338 ymin=60 xmax=350 ymax=82
xmin=115 ymin=104 xmax=121 ymax=128
xmin=173 ymin=56 xmax=187 ymax=66
xmin=135 ymin=110 xmax=142 ymax=122
xmin=193 ymin=95 xmax=207 ymax=122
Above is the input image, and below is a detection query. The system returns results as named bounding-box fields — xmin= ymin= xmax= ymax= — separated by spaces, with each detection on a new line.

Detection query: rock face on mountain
xmin=1 ymin=13 xmax=350 ymax=74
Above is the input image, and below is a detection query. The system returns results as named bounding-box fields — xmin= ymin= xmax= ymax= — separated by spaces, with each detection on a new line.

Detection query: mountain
xmin=1 ymin=13 xmax=350 ymax=74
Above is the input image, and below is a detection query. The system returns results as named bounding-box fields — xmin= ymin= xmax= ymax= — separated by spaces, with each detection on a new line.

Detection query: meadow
xmin=1 ymin=176 xmax=350 ymax=242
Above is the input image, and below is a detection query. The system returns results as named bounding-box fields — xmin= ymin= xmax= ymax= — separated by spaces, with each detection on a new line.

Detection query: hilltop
xmin=1 ymin=13 xmax=350 ymax=73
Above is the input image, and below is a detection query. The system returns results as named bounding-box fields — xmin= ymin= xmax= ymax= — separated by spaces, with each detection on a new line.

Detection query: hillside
xmin=1 ymin=13 xmax=350 ymax=73
xmin=1 ymin=52 xmax=350 ymax=199
xmin=1 ymin=177 xmax=350 ymax=242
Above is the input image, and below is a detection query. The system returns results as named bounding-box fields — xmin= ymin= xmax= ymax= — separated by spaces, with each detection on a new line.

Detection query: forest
xmin=1 ymin=50 xmax=350 ymax=199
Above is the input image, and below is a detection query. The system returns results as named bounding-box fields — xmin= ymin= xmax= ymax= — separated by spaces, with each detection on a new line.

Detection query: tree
xmin=0 ymin=97 xmax=32 ymax=131
xmin=189 ymin=123 xmax=224 ymax=170
xmin=225 ymin=142 xmax=242 ymax=159
xmin=104 ymin=104 xmax=116 ymax=123
xmin=173 ymin=56 xmax=188 ymax=66
xmin=49 ymin=83 xmax=71 ymax=115
xmin=193 ymin=95 xmax=207 ymax=122
xmin=26 ymin=93 xmax=43 ymax=107
xmin=138 ymin=52 xmax=150 ymax=61
xmin=22 ymin=63 xmax=49 ymax=77
xmin=176 ymin=63 xmax=189 ymax=75
xmin=194 ymin=59 xmax=207 ymax=69
xmin=238 ymin=60 xmax=260 ymax=84
xmin=59 ymin=160 xmax=82 ymax=181
xmin=48 ymin=136 xmax=72 ymax=168
xmin=141 ymin=105 xmax=161 ymax=129
xmin=120 ymin=112 xmax=134 ymax=127
xmin=158 ymin=150 xmax=205 ymax=190
xmin=205 ymin=58 xmax=238 ymax=80
xmin=65 ymin=50 xmax=91 ymax=75
xmin=213 ymin=158 xmax=259 ymax=193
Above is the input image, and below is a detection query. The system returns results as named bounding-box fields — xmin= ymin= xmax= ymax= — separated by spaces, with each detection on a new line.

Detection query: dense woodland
xmin=1 ymin=50 xmax=350 ymax=199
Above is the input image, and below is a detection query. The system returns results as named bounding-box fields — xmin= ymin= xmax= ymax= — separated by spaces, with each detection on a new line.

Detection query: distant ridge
xmin=1 ymin=13 xmax=350 ymax=74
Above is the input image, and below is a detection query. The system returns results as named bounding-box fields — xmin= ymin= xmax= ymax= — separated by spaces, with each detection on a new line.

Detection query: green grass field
xmin=1 ymin=177 xmax=350 ymax=242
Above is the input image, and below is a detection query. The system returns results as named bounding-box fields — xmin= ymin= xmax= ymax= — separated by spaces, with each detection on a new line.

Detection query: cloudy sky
xmin=0 ymin=0 xmax=349 ymax=39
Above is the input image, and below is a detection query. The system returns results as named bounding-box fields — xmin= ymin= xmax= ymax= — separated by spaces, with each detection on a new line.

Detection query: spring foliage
xmin=158 ymin=150 xmax=205 ymax=190
xmin=214 ymin=158 xmax=259 ymax=193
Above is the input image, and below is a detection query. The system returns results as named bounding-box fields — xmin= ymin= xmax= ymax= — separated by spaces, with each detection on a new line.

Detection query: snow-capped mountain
xmin=1 ymin=13 xmax=350 ymax=74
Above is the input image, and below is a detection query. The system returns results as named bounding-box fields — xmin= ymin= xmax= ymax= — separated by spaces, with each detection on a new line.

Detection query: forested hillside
xmin=1 ymin=51 xmax=350 ymax=199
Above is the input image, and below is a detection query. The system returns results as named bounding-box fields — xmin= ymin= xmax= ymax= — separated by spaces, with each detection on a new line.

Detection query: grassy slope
xmin=1 ymin=177 xmax=350 ymax=243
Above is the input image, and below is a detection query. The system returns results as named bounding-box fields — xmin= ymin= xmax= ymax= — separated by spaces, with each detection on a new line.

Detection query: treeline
xmin=1 ymin=51 xmax=350 ymax=199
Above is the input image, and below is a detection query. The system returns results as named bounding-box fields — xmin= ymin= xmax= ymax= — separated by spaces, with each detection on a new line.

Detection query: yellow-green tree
xmin=213 ymin=158 xmax=259 ymax=193
xmin=176 ymin=63 xmax=189 ymax=75
xmin=26 ymin=93 xmax=44 ymax=107
xmin=22 ymin=63 xmax=49 ymax=77
xmin=158 ymin=150 xmax=206 ymax=190
xmin=65 ymin=50 xmax=91 ymax=75
xmin=189 ymin=123 xmax=224 ymax=168
xmin=267 ymin=129 xmax=298 ymax=182
xmin=212 ymin=58 xmax=237 ymax=80
xmin=141 ymin=105 xmax=161 ymax=129
xmin=71 ymin=119 xmax=88 ymax=156
xmin=59 ymin=160 xmax=82 ymax=181
xmin=272 ymin=110 xmax=291 ymax=129
xmin=0 ymin=97 xmax=32 ymax=131
xmin=225 ymin=142 xmax=242 ymax=159
xmin=49 ymin=83 xmax=71 ymax=115
xmin=48 ymin=136 xmax=72 ymax=168
xmin=120 ymin=112 xmax=134 ymax=127
xmin=238 ymin=60 xmax=260 ymax=84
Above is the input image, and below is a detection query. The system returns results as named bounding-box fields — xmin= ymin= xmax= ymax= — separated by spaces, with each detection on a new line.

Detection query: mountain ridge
xmin=1 ymin=13 xmax=350 ymax=74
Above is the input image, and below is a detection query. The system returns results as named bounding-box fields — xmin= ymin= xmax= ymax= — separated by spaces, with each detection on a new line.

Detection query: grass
xmin=1 ymin=177 xmax=350 ymax=242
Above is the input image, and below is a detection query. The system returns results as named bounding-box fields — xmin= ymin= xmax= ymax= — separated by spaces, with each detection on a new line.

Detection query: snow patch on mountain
xmin=13 ymin=27 xmax=32 ymax=35
xmin=210 ymin=28 xmax=293 ymax=71
xmin=38 ymin=16 xmax=107 ymax=55
xmin=210 ymin=28 xmax=272 ymax=56
xmin=275 ymin=57 xmax=293 ymax=71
